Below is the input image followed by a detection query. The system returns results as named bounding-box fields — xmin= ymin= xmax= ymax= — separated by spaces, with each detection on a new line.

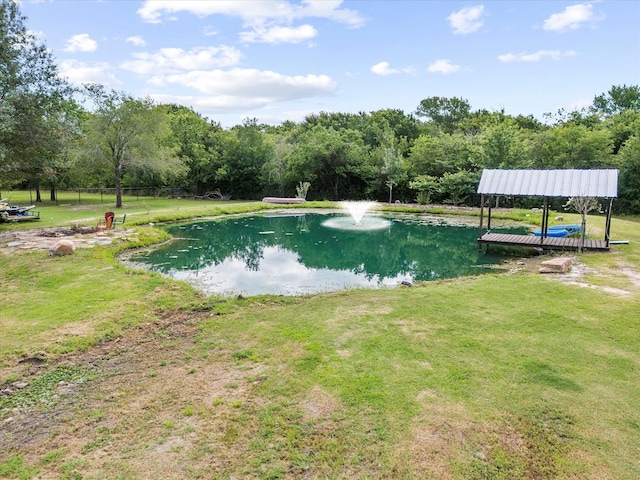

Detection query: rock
xmin=2 ymin=389 xmax=13 ymax=396
xmin=540 ymin=257 xmax=572 ymax=274
xmin=49 ymin=239 xmax=75 ymax=256
xmin=11 ymin=381 xmax=29 ymax=389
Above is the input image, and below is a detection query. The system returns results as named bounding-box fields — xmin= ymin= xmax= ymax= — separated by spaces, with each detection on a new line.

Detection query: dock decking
xmin=478 ymin=233 xmax=609 ymax=252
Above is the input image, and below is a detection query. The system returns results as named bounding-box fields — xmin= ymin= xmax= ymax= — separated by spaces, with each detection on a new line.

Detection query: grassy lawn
xmin=1 ymin=195 xmax=639 ymax=479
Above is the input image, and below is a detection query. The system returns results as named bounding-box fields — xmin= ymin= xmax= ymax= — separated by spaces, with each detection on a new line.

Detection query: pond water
xmin=127 ymin=212 xmax=528 ymax=297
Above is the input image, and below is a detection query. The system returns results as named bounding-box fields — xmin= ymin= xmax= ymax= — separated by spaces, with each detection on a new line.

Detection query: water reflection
xmin=127 ymin=213 xmax=527 ymax=297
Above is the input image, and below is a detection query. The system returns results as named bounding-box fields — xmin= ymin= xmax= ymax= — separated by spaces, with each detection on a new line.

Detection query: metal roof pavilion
xmin=477 ymin=169 xmax=618 ymax=198
xmin=476 ymin=168 xmax=619 ymax=252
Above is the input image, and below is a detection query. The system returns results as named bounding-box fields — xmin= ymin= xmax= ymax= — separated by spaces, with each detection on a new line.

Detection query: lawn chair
xmin=113 ymin=213 xmax=126 ymax=228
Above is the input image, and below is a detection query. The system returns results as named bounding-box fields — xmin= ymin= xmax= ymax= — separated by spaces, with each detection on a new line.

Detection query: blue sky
xmin=20 ymin=0 xmax=640 ymax=128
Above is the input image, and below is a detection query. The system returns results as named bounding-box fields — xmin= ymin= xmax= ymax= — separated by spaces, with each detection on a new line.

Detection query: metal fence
xmin=17 ymin=187 xmax=190 ymax=205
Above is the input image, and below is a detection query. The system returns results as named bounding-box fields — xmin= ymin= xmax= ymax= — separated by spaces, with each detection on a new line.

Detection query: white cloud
xmin=371 ymin=61 xmax=396 ymax=76
xmin=239 ymin=24 xmax=317 ymax=44
xmin=371 ymin=61 xmax=414 ymax=76
xmin=498 ymin=50 xmax=577 ymax=62
xmin=447 ymin=5 xmax=485 ymax=34
xmin=156 ymin=68 xmax=336 ymax=102
xmin=126 ymin=35 xmax=146 ymax=47
xmin=204 ymin=26 xmax=218 ymax=36
xmin=63 ymin=33 xmax=98 ymax=52
xmin=137 ymin=0 xmax=365 ymax=44
xmin=121 ymin=46 xmax=243 ymax=75
xmin=137 ymin=0 xmax=366 ymax=26
xmin=59 ymin=59 xmax=122 ymax=87
xmin=150 ymin=93 xmax=268 ymax=112
xmin=147 ymin=68 xmax=337 ymax=113
xmin=543 ymin=3 xmax=600 ymax=32
xmin=427 ymin=59 xmax=461 ymax=74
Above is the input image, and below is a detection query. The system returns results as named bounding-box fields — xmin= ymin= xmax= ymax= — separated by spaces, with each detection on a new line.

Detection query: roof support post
xmin=605 ymin=197 xmax=614 ymax=247
xmin=540 ymin=197 xmax=549 ymax=245
xmin=478 ymin=194 xmax=485 ymax=251
xmin=487 ymin=194 xmax=493 ymax=232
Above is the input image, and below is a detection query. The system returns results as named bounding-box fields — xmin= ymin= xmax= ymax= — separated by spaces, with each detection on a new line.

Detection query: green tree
xmin=408 ymin=133 xmax=475 ymax=179
xmin=381 ymin=143 xmax=406 ymax=203
xmin=415 ymin=96 xmax=471 ymax=134
xmin=81 ymin=84 xmax=183 ymax=208
xmin=0 ymin=0 xmax=74 ymax=197
xmin=288 ymin=125 xmax=368 ymax=200
xmin=262 ymin=133 xmax=294 ymax=197
xmin=163 ymin=104 xmax=224 ymax=195
xmin=590 ymin=84 xmax=640 ymax=118
xmin=361 ymin=109 xmax=421 ymax=149
xmin=530 ymin=124 xmax=613 ymax=169
xmin=437 ymin=170 xmax=479 ymax=206
xmin=604 ymin=109 xmax=640 ymax=155
xmin=477 ymin=122 xmax=529 ymax=169
xmin=409 ymin=174 xmax=438 ymax=204
xmin=563 ymin=196 xmax=601 ymax=253
xmin=221 ymin=118 xmax=274 ymax=199
xmin=617 ymin=135 xmax=640 ymax=213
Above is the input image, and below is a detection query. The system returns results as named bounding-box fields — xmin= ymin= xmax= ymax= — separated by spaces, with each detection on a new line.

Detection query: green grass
xmin=193 ymin=278 xmax=640 ymax=478
xmin=1 ymin=194 xmax=639 ymax=479
xmin=0 ymin=230 xmax=196 ymax=358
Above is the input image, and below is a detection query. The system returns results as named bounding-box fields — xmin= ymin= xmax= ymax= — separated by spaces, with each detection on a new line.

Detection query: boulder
xmin=49 ymin=239 xmax=75 ymax=256
xmin=540 ymin=257 xmax=572 ymax=274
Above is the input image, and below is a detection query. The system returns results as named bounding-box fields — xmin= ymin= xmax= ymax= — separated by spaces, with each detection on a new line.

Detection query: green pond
xmin=127 ymin=212 xmax=529 ymax=297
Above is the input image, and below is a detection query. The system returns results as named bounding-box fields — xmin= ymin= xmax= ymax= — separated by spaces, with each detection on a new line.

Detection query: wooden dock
xmin=478 ymin=233 xmax=609 ymax=252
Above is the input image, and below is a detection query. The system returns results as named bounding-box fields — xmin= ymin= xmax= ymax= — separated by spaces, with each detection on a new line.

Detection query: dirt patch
xmin=0 ymin=226 xmax=135 ymax=253
xmin=300 ymin=385 xmax=343 ymax=421
xmin=506 ymin=255 xmax=640 ymax=297
xmin=0 ymin=310 xmax=269 ymax=479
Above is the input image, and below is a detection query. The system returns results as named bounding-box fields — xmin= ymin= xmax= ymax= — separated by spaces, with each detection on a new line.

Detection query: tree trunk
xmin=115 ymin=163 xmax=123 ymax=208
xmin=388 ymin=184 xmax=393 ymax=204
xmin=579 ymin=215 xmax=587 ymax=253
xmin=35 ymin=182 xmax=42 ymax=203
xmin=50 ymin=186 xmax=56 ymax=201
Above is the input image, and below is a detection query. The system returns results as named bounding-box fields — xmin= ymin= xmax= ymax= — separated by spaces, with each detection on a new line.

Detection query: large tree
xmin=617 ymin=135 xmax=640 ymax=213
xmin=529 ymin=124 xmax=613 ymax=169
xmin=288 ymin=125 xmax=369 ymax=200
xmin=82 ymin=84 xmax=183 ymax=208
xmin=220 ymin=118 xmax=274 ymax=199
xmin=415 ymin=96 xmax=471 ymax=134
xmin=163 ymin=104 xmax=224 ymax=196
xmin=0 ymin=0 xmax=74 ymax=197
xmin=590 ymin=84 xmax=640 ymax=119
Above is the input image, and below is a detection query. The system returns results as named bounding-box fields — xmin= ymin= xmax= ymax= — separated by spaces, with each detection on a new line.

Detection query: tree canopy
xmin=0 ymin=0 xmax=75 ymax=198
xmin=1 ymin=2 xmax=639 ymax=213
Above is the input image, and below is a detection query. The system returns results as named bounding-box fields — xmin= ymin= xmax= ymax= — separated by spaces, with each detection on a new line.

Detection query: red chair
xmin=98 ymin=212 xmax=116 ymax=230
xmin=104 ymin=211 xmax=115 ymax=229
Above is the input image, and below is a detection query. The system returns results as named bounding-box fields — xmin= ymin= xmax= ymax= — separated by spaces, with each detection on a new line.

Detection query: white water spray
xmin=340 ymin=201 xmax=377 ymax=224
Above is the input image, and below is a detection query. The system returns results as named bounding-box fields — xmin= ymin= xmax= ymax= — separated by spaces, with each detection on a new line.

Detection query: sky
xmin=18 ymin=0 xmax=640 ymax=128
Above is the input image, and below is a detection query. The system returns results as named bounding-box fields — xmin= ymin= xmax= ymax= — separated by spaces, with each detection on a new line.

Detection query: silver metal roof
xmin=477 ymin=169 xmax=618 ymax=197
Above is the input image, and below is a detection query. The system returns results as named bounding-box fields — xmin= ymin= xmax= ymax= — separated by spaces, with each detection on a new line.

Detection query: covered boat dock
xmin=477 ymin=169 xmax=618 ymax=252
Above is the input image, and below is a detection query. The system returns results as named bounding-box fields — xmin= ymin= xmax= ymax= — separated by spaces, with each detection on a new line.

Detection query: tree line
xmin=2 ymin=0 xmax=639 ymax=212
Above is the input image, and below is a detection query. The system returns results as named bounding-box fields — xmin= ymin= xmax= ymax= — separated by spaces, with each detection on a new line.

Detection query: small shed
xmin=477 ymin=169 xmax=618 ymax=252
